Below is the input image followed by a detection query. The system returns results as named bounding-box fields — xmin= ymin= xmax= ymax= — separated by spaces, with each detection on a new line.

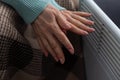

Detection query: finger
xmin=32 ymin=23 xmax=49 ymax=57
xmin=40 ymin=36 xmax=59 ymax=62
xmin=37 ymin=38 xmax=48 ymax=57
xmin=62 ymin=29 xmax=67 ymax=34
xmin=69 ymin=22 xmax=89 ymax=35
xmin=55 ymin=12 xmax=71 ymax=30
xmin=72 ymin=11 xmax=92 ymax=17
xmin=64 ymin=13 xmax=95 ymax=32
xmin=33 ymin=22 xmax=59 ymax=62
xmin=51 ymin=41 xmax=65 ymax=64
xmin=42 ymin=29 xmax=65 ymax=64
xmin=71 ymin=13 xmax=94 ymax=25
xmin=52 ymin=24 xmax=74 ymax=54
xmin=46 ymin=34 xmax=65 ymax=64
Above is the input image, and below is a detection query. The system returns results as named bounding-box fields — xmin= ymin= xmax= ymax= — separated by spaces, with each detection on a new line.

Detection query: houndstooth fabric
xmin=0 ymin=0 xmax=84 ymax=80
xmin=0 ymin=2 xmax=43 ymax=80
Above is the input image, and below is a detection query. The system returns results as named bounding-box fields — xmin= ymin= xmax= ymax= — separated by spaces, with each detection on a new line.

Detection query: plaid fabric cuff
xmin=50 ymin=0 xmax=65 ymax=10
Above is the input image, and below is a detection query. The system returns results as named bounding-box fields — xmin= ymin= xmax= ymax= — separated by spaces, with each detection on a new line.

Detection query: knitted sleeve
xmin=1 ymin=0 xmax=65 ymax=24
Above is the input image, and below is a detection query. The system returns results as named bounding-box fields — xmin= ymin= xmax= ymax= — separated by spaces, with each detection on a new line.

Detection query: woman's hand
xmin=32 ymin=4 xmax=95 ymax=64
xmin=61 ymin=10 xmax=95 ymax=35
xmin=32 ymin=5 xmax=74 ymax=64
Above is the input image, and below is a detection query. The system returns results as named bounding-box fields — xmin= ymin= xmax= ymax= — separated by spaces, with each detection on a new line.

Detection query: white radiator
xmin=80 ymin=0 xmax=120 ymax=80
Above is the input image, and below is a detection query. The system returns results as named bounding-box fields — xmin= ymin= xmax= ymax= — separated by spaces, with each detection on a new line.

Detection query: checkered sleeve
xmin=50 ymin=0 xmax=65 ymax=10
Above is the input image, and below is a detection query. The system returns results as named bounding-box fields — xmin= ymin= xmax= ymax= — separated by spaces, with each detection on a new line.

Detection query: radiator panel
xmin=81 ymin=0 xmax=120 ymax=80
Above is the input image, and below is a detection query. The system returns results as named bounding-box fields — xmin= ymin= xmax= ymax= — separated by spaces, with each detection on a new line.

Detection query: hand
xmin=61 ymin=10 xmax=95 ymax=35
xmin=32 ymin=4 xmax=74 ymax=64
xmin=32 ymin=4 xmax=95 ymax=64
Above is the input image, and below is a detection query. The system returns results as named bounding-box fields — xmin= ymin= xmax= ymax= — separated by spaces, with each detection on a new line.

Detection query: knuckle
xmin=58 ymin=31 xmax=64 ymax=36
xmin=49 ymin=23 xmax=54 ymax=27
xmin=47 ymin=22 xmax=55 ymax=28
xmin=52 ymin=44 xmax=58 ymax=49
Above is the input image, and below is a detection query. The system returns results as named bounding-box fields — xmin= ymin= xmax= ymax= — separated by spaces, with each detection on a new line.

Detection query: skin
xmin=32 ymin=4 xmax=95 ymax=64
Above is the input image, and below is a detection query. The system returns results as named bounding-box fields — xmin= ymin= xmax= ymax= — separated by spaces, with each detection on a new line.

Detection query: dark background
xmin=94 ymin=0 xmax=120 ymax=27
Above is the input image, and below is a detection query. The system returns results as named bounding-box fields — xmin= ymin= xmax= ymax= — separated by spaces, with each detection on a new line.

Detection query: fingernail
xmin=60 ymin=58 xmax=65 ymax=64
xmin=90 ymin=28 xmax=95 ymax=31
xmin=45 ymin=53 xmax=48 ymax=57
xmin=69 ymin=48 xmax=74 ymax=54
xmin=88 ymin=13 xmax=92 ymax=15
xmin=44 ymin=51 xmax=48 ymax=57
xmin=90 ymin=21 xmax=94 ymax=25
xmin=55 ymin=57 xmax=59 ymax=62
xmin=90 ymin=28 xmax=95 ymax=32
xmin=84 ymin=31 xmax=89 ymax=35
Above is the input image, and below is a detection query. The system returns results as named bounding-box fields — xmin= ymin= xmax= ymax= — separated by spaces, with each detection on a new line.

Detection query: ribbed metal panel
xmin=81 ymin=0 xmax=120 ymax=80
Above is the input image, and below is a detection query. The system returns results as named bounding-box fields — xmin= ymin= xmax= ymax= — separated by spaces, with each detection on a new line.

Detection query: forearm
xmin=1 ymin=0 xmax=65 ymax=24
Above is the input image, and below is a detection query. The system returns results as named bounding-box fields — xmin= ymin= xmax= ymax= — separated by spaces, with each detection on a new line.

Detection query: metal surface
xmin=80 ymin=0 xmax=120 ymax=80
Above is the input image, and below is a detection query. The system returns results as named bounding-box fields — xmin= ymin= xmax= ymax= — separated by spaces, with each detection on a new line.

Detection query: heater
xmin=80 ymin=0 xmax=120 ymax=80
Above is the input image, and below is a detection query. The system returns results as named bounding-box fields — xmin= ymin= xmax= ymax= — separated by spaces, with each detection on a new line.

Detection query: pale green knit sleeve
xmin=1 ymin=0 xmax=49 ymax=24
xmin=1 ymin=0 xmax=65 ymax=24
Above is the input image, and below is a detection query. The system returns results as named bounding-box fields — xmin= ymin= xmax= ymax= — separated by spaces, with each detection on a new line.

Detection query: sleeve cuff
xmin=2 ymin=0 xmax=49 ymax=24
xmin=2 ymin=0 xmax=65 ymax=24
